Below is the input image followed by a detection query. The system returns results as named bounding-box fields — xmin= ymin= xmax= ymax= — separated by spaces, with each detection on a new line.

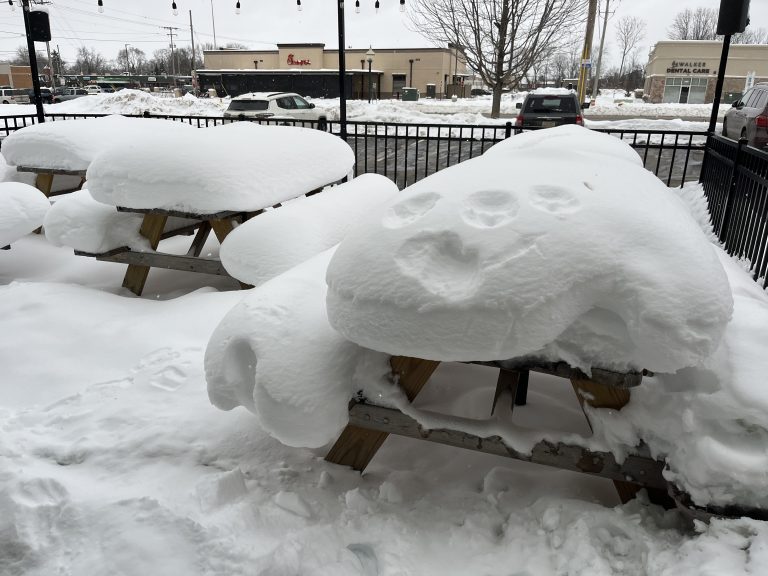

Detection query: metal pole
xmin=21 ymin=0 xmax=44 ymax=122
xmin=577 ymin=0 xmax=598 ymax=105
xmin=708 ymin=34 xmax=731 ymax=134
xmin=124 ymin=43 xmax=130 ymax=74
xmin=409 ymin=59 xmax=413 ymax=87
xmin=210 ymin=0 xmax=217 ymax=49
xmin=367 ymin=60 xmax=372 ymax=103
xmin=189 ymin=10 xmax=196 ymax=75
xmin=592 ymin=0 xmax=609 ymax=98
xmin=336 ymin=0 xmax=346 ymax=140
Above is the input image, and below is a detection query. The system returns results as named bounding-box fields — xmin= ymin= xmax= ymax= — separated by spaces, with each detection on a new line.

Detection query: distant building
xmin=0 ymin=64 xmax=32 ymax=89
xmin=644 ymin=40 xmax=768 ymax=104
xmin=198 ymin=43 xmax=470 ymax=99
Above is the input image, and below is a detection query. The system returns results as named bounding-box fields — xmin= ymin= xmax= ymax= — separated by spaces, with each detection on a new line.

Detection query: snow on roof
xmin=0 ymin=182 xmax=49 ymax=246
xmin=326 ymin=125 xmax=733 ymax=373
xmin=220 ymin=174 xmax=398 ymax=286
xmin=86 ymin=122 xmax=355 ymax=213
xmin=1 ymin=115 xmax=193 ymax=172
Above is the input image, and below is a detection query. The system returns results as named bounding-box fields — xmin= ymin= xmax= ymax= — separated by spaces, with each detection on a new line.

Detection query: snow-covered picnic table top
xmin=1 ymin=115 xmax=194 ymax=173
xmin=86 ymin=122 xmax=356 ymax=213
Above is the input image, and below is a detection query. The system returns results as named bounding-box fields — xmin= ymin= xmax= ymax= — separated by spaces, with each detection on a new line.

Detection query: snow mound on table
xmin=205 ymin=249 xmax=385 ymax=448
xmin=326 ymin=125 xmax=732 ymax=373
xmin=0 ymin=182 xmax=49 ymax=246
xmin=0 ymin=153 xmax=36 ymax=186
xmin=43 ymin=189 xmax=147 ymax=253
xmin=220 ymin=174 xmax=398 ymax=286
xmin=87 ymin=122 xmax=355 ymax=213
xmin=1 ymin=115 xmax=193 ymax=172
xmin=591 ymin=248 xmax=768 ymax=508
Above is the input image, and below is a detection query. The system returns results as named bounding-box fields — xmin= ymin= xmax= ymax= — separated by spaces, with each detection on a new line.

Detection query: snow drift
xmin=0 ymin=182 xmax=49 ymax=246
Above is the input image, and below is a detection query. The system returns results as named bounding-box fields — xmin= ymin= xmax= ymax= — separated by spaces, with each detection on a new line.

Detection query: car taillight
xmin=575 ymin=115 xmax=584 ymax=126
xmin=515 ymin=114 xmax=523 ymax=127
xmin=757 ymin=115 xmax=768 ymax=128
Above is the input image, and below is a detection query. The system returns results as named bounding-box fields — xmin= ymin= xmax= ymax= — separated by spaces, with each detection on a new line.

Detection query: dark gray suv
xmin=515 ymin=91 xmax=584 ymax=129
xmin=723 ymin=83 xmax=768 ymax=149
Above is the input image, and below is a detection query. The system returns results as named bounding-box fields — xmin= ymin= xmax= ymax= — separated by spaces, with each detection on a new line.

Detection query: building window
xmin=663 ymin=76 xmax=708 ymax=104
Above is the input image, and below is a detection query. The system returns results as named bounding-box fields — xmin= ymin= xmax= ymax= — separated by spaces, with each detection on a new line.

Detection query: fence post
xmin=504 ymin=121 xmax=512 ymax=139
xmin=719 ymin=136 xmax=747 ymax=242
xmin=142 ymin=110 xmax=151 ymax=118
xmin=317 ymin=116 xmax=328 ymax=132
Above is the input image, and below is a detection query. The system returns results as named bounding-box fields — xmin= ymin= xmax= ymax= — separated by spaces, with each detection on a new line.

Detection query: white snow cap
xmin=1 ymin=115 xmax=193 ymax=172
xmin=43 ymin=189 xmax=147 ymax=254
xmin=326 ymin=125 xmax=733 ymax=373
xmin=86 ymin=122 xmax=355 ymax=213
xmin=0 ymin=182 xmax=49 ymax=246
xmin=220 ymin=174 xmax=398 ymax=286
xmin=205 ymin=249 xmax=380 ymax=448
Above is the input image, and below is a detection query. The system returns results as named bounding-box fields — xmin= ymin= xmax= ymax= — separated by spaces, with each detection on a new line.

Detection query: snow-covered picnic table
xmin=1 ymin=115 xmax=194 ymax=197
xmin=47 ymin=121 xmax=356 ymax=295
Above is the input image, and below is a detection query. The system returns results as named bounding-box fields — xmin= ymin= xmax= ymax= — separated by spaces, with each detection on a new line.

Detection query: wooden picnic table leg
xmin=34 ymin=172 xmax=54 ymax=197
xmin=122 ymin=213 xmax=168 ymax=296
xmin=210 ymin=218 xmax=236 ymax=243
xmin=571 ymin=378 xmax=648 ymax=504
xmin=325 ymin=356 xmax=441 ymax=472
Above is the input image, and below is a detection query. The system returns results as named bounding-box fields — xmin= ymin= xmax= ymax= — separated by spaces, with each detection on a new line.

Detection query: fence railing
xmin=0 ymin=112 xmax=707 ymax=188
xmin=700 ymin=134 xmax=768 ymax=288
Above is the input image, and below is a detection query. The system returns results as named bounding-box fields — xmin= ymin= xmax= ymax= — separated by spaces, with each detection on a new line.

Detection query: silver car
xmin=223 ymin=92 xmax=326 ymax=122
xmin=723 ymin=83 xmax=768 ymax=149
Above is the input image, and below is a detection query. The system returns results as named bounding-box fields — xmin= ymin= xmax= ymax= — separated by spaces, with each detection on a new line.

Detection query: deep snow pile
xmin=326 ymin=126 xmax=732 ymax=373
xmin=1 ymin=115 xmax=193 ymax=172
xmin=220 ymin=174 xmax=398 ymax=286
xmin=0 ymin=182 xmax=49 ymax=246
xmin=87 ymin=122 xmax=355 ymax=212
xmin=52 ymin=88 xmax=228 ymax=116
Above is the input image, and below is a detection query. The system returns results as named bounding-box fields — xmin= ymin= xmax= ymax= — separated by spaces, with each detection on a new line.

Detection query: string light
xmin=374 ymin=0 xmax=379 ymax=13
xmin=172 ymin=1 xmax=178 ymax=16
xmin=235 ymin=1 xmax=240 ymax=14
xmin=8 ymin=0 xmax=14 ymax=11
xmin=97 ymin=0 xmax=103 ymax=13
xmin=399 ymin=0 xmax=405 ymax=11
xmin=355 ymin=0 xmax=359 ymax=12
xmin=297 ymin=0 xmax=302 ymax=11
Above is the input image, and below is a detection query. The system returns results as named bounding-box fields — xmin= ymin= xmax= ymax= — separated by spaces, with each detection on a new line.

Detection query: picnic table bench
xmin=16 ymin=165 xmax=86 ymax=198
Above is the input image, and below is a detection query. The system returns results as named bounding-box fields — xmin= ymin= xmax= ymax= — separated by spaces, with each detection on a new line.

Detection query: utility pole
xmin=210 ymin=0 xmax=217 ymax=49
xmin=189 ymin=10 xmax=196 ymax=74
xmin=45 ymin=40 xmax=52 ymax=86
xmin=124 ymin=43 xmax=130 ymax=74
xmin=161 ymin=26 xmax=180 ymax=84
xmin=592 ymin=0 xmax=610 ymax=98
xmin=577 ymin=0 xmax=598 ymax=106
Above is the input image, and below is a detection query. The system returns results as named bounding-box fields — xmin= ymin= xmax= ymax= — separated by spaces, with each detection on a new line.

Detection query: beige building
xmin=644 ymin=40 xmax=768 ymax=104
xmin=0 ymin=64 xmax=33 ymax=89
xmin=199 ymin=43 xmax=470 ymax=99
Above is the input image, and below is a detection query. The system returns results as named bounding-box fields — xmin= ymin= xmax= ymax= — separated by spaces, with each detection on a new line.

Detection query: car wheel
xmin=2 ymin=101 xmax=8 ymax=104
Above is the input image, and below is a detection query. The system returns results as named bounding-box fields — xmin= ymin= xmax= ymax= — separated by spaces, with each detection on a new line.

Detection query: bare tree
xmin=732 ymin=27 xmax=768 ymax=44
xmin=615 ymin=16 xmax=645 ymax=80
xmin=409 ymin=0 xmax=586 ymax=117
xmin=73 ymin=47 xmax=106 ymax=75
xmin=668 ymin=8 xmax=718 ymax=41
xmin=8 ymin=45 xmax=46 ymax=66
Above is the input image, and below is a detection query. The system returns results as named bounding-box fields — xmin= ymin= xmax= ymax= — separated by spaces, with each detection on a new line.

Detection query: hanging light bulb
xmin=355 ymin=0 xmax=359 ymax=13
xmin=8 ymin=0 xmax=15 ymax=11
xmin=235 ymin=1 xmax=240 ymax=14
xmin=297 ymin=0 xmax=302 ymax=11
xmin=374 ymin=0 xmax=379 ymax=13
xmin=399 ymin=0 xmax=405 ymax=12
xmin=97 ymin=0 xmax=104 ymax=13
xmin=172 ymin=1 xmax=178 ymax=16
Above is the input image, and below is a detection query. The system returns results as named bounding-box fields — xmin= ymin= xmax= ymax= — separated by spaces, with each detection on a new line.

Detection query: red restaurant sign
xmin=287 ymin=53 xmax=311 ymax=66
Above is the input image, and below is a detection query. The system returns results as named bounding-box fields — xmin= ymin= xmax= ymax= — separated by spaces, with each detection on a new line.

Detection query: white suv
xmin=0 ymin=88 xmax=30 ymax=104
xmin=223 ymin=92 xmax=326 ymax=121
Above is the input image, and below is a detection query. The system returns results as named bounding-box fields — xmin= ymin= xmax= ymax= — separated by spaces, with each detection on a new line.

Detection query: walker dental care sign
xmin=666 ymin=61 xmax=712 ymax=74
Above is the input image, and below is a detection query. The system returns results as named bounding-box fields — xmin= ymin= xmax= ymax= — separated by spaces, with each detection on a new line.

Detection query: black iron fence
xmin=0 ymin=112 xmax=706 ymax=188
xmin=700 ymin=134 xmax=768 ymax=288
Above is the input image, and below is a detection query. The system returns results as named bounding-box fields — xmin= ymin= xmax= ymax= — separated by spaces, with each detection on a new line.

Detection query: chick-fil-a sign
xmin=287 ymin=54 xmax=311 ymax=66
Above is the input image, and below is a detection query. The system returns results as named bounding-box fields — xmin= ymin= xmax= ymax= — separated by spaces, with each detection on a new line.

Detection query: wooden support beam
xmin=210 ymin=218 xmax=236 ymax=244
xmin=492 ymin=369 xmax=520 ymax=415
xmin=347 ymin=402 xmax=668 ymax=490
xmin=122 ymin=213 xmax=168 ymax=295
xmin=325 ymin=356 xmax=440 ymax=472
xmin=97 ymin=250 xmax=230 ymax=276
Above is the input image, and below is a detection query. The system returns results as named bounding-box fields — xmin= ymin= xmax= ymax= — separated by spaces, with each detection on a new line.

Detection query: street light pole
xmin=409 ymin=58 xmax=413 ymax=87
xmin=337 ymin=0 xmax=347 ymax=139
xmin=124 ymin=43 xmax=131 ymax=75
xmin=21 ymin=0 xmax=44 ymax=122
xmin=366 ymin=46 xmax=374 ymax=103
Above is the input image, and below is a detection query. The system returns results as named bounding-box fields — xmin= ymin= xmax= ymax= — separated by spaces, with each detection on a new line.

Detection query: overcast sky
xmin=0 ymin=0 xmax=765 ymax=69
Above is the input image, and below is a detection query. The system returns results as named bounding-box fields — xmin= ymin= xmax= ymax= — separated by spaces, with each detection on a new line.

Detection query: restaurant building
xmin=198 ymin=43 xmax=470 ymax=100
xmin=644 ymin=40 xmax=768 ymax=104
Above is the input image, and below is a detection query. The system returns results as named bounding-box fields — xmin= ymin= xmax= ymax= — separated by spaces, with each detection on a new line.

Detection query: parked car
xmin=470 ymin=88 xmax=491 ymax=96
xmin=514 ymin=91 xmax=584 ymax=129
xmin=52 ymin=87 xmax=89 ymax=103
xmin=26 ymin=87 xmax=53 ymax=104
xmin=85 ymin=85 xmax=102 ymax=94
xmin=0 ymin=87 xmax=30 ymax=104
xmin=223 ymin=92 xmax=326 ymax=122
xmin=722 ymin=82 xmax=768 ymax=149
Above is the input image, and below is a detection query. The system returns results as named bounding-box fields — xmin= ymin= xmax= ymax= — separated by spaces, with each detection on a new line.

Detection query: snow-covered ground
xmin=0 ymin=88 xmax=723 ymax=132
xmin=2 ymin=116 xmax=767 ymax=576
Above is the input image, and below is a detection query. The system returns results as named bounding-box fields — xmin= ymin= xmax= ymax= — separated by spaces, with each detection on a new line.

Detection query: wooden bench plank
xmin=97 ymin=250 xmax=230 ymax=276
